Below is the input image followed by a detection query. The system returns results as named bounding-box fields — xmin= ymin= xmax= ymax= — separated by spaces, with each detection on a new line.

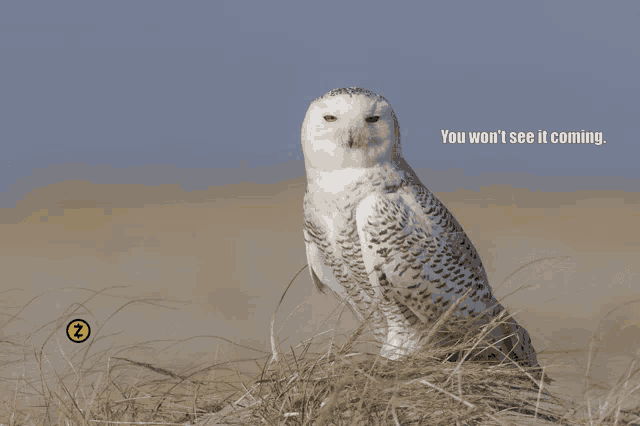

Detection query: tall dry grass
xmin=2 ymin=260 xmax=640 ymax=425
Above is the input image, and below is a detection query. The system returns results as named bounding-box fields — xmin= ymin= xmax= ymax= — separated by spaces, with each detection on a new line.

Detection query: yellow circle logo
xmin=66 ymin=319 xmax=91 ymax=343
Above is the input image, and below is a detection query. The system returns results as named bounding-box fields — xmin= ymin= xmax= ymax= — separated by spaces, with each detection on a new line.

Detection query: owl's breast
xmin=304 ymin=196 xmax=357 ymax=252
xmin=304 ymin=191 xmax=372 ymax=280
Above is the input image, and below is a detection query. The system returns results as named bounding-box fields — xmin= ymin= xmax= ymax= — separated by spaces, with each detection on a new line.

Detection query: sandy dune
xmin=1 ymin=175 xmax=639 ymax=405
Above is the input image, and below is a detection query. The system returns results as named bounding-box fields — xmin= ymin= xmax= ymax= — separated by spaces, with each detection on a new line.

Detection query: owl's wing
xmin=354 ymin=188 xmax=492 ymax=324
xmin=355 ymin=189 xmax=540 ymax=368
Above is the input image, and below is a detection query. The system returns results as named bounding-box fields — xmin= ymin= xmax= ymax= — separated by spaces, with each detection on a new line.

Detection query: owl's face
xmin=301 ymin=91 xmax=401 ymax=172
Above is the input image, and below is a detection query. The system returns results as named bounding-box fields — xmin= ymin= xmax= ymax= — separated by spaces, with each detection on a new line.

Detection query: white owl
xmin=301 ymin=87 xmax=538 ymax=369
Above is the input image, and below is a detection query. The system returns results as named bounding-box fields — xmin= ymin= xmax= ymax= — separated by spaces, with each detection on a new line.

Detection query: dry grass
xmin=2 ymin=267 xmax=640 ymax=425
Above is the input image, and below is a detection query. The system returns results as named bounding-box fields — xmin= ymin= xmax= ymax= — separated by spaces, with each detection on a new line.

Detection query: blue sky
xmin=1 ymin=1 xmax=639 ymax=206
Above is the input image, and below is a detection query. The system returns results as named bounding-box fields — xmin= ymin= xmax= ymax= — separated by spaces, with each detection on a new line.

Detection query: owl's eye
xmin=324 ymin=115 xmax=337 ymax=122
xmin=365 ymin=116 xmax=380 ymax=123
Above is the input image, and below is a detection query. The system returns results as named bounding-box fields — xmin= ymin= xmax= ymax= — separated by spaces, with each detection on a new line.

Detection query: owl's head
xmin=301 ymin=88 xmax=402 ymax=173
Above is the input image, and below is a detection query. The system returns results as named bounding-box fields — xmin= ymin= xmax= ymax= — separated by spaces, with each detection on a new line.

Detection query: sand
xmin=1 ymin=175 xmax=639 ymax=408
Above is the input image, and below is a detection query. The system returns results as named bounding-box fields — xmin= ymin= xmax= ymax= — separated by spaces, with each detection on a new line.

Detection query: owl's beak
xmin=346 ymin=128 xmax=361 ymax=149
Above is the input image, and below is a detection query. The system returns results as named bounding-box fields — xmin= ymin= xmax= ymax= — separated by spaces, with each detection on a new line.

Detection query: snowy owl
xmin=301 ymin=87 xmax=539 ymax=368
